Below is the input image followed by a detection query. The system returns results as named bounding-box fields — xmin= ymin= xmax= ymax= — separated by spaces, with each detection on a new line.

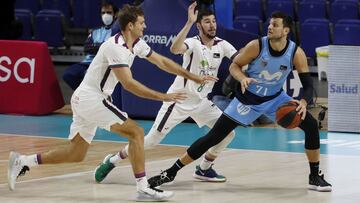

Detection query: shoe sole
xmin=308 ymin=185 xmax=332 ymax=192
xmin=8 ymin=151 xmax=19 ymax=191
xmin=193 ymin=173 xmax=226 ymax=182
xmin=135 ymin=191 xmax=174 ymax=202
xmin=93 ymin=154 xmax=114 ymax=183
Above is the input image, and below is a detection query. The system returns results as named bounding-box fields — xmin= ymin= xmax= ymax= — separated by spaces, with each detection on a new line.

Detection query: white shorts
xmin=68 ymin=90 xmax=128 ymax=143
xmin=152 ymin=99 xmax=222 ymax=134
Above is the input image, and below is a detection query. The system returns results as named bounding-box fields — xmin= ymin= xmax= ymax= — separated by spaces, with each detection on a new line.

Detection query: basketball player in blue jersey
xmin=94 ymin=2 xmax=237 ymax=184
xmin=7 ymin=4 xmax=217 ymax=201
xmin=148 ymin=11 xmax=332 ymax=192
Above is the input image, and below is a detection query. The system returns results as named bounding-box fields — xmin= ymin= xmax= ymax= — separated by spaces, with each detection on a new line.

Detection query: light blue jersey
xmin=224 ymin=37 xmax=297 ymax=125
xmin=82 ymin=27 xmax=112 ymax=63
xmin=247 ymin=37 xmax=295 ymax=97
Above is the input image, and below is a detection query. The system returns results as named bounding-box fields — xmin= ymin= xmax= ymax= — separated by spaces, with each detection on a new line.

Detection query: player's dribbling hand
xmin=292 ymin=99 xmax=307 ymax=120
xmin=163 ymin=92 xmax=187 ymax=102
xmin=240 ymin=77 xmax=258 ymax=93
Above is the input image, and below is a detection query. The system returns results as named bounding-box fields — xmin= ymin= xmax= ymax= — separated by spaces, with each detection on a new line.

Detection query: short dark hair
xmin=271 ymin=11 xmax=293 ymax=29
xmin=118 ymin=4 xmax=144 ymax=31
xmin=102 ymin=2 xmax=118 ymax=14
xmin=196 ymin=8 xmax=215 ymax=23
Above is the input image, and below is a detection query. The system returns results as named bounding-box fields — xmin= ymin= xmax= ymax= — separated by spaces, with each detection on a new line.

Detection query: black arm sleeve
xmin=299 ymin=72 xmax=314 ymax=104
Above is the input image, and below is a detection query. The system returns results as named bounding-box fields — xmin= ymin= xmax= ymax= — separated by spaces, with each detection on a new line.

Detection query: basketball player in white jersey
xmin=95 ymin=2 xmax=238 ymax=184
xmin=7 ymin=4 xmax=217 ymax=201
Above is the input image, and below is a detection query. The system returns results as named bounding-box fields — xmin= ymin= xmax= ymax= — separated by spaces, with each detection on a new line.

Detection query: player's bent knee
xmin=144 ymin=130 xmax=165 ymax=149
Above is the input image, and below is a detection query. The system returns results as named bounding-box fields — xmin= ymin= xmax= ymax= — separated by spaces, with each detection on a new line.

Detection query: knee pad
xmin=299 ymin=112 xmax=320 ymax=150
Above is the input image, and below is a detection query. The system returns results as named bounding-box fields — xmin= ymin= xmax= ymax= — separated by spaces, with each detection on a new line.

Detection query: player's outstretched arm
xmin=112 ymin=66 xmax=186 ymax=103
xmin=146 ymin=51 xmax=218 ymax=84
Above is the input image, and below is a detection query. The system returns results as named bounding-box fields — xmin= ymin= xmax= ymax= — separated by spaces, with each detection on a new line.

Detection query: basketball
xmin=276 ymin=101 xmax=302 ymax=129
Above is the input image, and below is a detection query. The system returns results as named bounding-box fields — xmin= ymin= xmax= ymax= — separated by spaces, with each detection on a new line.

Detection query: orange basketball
xmin=276 ymin=101 xmax=302 ymax=129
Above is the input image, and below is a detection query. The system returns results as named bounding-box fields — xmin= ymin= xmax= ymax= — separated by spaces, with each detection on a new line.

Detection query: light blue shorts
xmin=223 ymin=91 xmax=292 ymax=126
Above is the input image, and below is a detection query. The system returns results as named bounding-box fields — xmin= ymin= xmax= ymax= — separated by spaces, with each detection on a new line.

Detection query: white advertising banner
xmin=328 ymin=45 xmax=360 ymax=133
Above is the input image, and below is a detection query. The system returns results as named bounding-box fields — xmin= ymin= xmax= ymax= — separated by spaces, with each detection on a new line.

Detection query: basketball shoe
xmin=193 ymin=165 xmax=226 ymax=182
xmin=8 ymin=151 xmax=30 ymax=191
xmin=136 ymin=186 xmax=174 ymax=202
xmin=94 ymin=154 xmax=115 ymax=183
xmin=148 ymin=170 xmax=176 ymax=188
xmin=308 ymin=170 xmax=332 ymax=192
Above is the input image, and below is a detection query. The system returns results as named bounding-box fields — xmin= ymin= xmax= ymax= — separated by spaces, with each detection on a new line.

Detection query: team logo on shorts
xmin=236 ymin=103 xmax=251 ymax=115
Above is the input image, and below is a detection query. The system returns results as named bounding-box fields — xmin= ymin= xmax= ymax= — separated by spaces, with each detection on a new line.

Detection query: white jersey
xmin=167 ymin=36 xmax=237 ymax=109
xmin=77 ymin=33 xmax=152 ymax=98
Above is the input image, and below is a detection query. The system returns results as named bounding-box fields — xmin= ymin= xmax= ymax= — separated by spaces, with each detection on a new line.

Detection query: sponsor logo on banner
xmin=0 ymin=56 xmax=35 ymax=83
xmin=143 ymin=34 xmax=176 ymax=47
xmin=329 ymin=83 xmax=358 ymax=94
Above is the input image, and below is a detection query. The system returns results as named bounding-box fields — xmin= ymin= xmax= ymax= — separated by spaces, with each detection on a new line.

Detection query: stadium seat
xmin=234 ymin=0 xmax=264 ymax=21
xmin=300 ymin=19 xmax=331 ymax=58
xmin=266 ymin=0 xmax=295 ymax=20
xmin=15 ymin=9 xmax=33 ymax=40
xmin=34 ymin=11 xmax=64 ymax=47
xmin=330 ymin=1 xmax=359 ymax=23
xmin=233 ymin=15 xmax=262 ymax=35
xmin=336 ymin=19 xmax=360 ymax=26
xmin=333 ymin=23 xmax=360 ymax=45
xmin=15 ymin=0 xmax=40 ymax=15
xmin=298 ymin=1 xmax=327 ymax=23
xmin=73 ymin=0 xmax=102 ymax=28
xmin=42 ymin=0 xmax=72 ymax=22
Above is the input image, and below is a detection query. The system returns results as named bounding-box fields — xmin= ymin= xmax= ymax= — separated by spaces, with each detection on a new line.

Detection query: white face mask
xmin=102 ymin=13 xmax=113 ymax=26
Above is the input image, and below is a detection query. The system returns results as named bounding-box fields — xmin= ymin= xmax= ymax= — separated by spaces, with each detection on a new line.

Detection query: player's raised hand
xmin=163 ymin=92 xmax=187 ymax=102
xmin=188 ymin=1 xmax=198 ymax=24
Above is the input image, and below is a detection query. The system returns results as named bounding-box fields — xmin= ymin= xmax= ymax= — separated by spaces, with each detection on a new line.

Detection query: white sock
xmin=135 ymin=175 xmax=148 ymax=191
xmin=21 ymin=154 xmax=39 ymax=167
xmin=199 ymin=156 xmax=214 ymax=170
xmin=109 ymin=149 xmax=128 ymax=164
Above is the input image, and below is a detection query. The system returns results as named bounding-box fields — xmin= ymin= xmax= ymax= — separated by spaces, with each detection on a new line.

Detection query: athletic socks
xmin=199 ymin=154 xmax=215 ymax=170
xmin=21 ymin=154 xmax=40 ymax=167
xmin=309 ymin=161 xmax=320 ymax=175
xmin=109 ymin=149 xmax=128 ymax=164
xmin=166 ymin=159 xmax=184 ymax=176
xmin=135 ymin=172 xmax=148 ymax=191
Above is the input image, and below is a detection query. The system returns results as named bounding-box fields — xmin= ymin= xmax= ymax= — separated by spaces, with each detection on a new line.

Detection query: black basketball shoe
xmin=148 ymin=170 xmax=176 ymax=188
xmin=308 ymin=170 xmax=332 ymax=192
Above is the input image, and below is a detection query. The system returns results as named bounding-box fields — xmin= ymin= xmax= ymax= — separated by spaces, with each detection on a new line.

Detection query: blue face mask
xmin=102 ymin=13 xmax=113 ymax=26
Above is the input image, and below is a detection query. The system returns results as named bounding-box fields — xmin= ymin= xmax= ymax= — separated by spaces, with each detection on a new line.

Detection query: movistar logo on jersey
xmin=259 ymin=70 xmax=282 ymax=81
xmin=329 ymin=83 xmax=358 ymax=94
xmin=142 ymin=34 xmax=175 ymax=47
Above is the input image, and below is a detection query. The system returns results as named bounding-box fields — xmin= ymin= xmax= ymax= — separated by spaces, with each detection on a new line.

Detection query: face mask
xmin=102 ymin=13 xmax=113 ymax=26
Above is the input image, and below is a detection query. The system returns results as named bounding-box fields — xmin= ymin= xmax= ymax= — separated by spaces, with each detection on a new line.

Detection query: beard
xmin=200 ymin=25 xmax=216 ymax=39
